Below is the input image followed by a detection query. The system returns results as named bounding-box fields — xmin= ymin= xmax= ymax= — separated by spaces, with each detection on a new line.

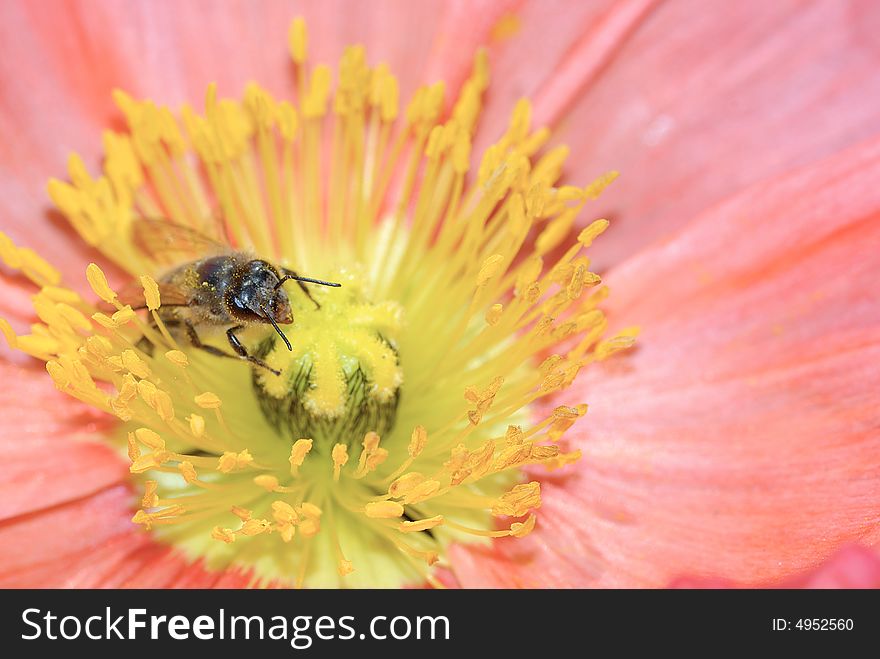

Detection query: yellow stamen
xmin=140 ymin=275 xmax=161 ymax=310
xmin=365 ymin=501 xmax=405 ymax=519
xmin=142 ymin=480 xmax=159 ymax=508
xmin=289 ymin=438 xmax=313 ymax=475
xmin=217 ymin=449 xmax=253 ymax=473
xmin=194 ymin=392 xmax=222 ymax=409
xmin=165 ymin=350 xmax=188 ymax=367
xmin=331 ymin=443 xmax=349 ymax=482
xmin=399 ymin=515 xmax=444 ymax=533
xmin=85 ymin=263 xmax=117 ymax=304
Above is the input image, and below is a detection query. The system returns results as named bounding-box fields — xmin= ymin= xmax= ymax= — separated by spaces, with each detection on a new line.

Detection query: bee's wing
xmin=131 ymin=218 xmax=229 ymax=266
xmin=113 ymin=279 xmax=192 ymax=311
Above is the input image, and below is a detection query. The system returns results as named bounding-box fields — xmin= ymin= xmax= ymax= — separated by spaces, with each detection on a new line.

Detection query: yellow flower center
xmin=254 ymin=267 xmax=404 ymax=442
xmin=0 ymin=18 xmax=636 ymax=587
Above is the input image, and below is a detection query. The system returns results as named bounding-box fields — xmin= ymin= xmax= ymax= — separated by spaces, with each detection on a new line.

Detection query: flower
xmin=0 ymin=0 xmax=878 ymax=588
xmin=0 ymin=9 xmax=629 ymax=588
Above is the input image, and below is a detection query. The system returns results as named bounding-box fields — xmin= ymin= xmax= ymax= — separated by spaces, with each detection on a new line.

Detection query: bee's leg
xmin=225 ymin=325 xmax=282 ymax=376
xmin=183 ymin=321 xmax=281 ymax=376
xmin=183 ymin=321 xmax=237 ymax=362
xmin=281 ymin=268 xmax=321 ymax=310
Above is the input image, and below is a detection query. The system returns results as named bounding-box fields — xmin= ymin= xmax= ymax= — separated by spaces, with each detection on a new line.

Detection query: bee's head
xmin=267 ymin=287 xmax=294 ymax=325
xmin=232 ymin=263 xmax=340 ymax=351
xmin=226 ymin=261 xmax=295 ymax=351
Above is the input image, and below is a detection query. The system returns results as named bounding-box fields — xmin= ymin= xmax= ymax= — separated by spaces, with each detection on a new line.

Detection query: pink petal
xmin=0 ymin=274 xmax=41 ymax=325
xmin=87 ymin=540 xmax=237 ymax=589
xmin=0 ymin=360 xmax=127 ymax=521
xmin=526 ymin=0 xmax=880 ymax=269
xmin=476 ymin=0 xmax=656 ymax=149
xmin=451 ymin=135 xmax=880 ymax=588
xmin=669 ymin=545 xmax=880 ymax=588
xmin=0 ymin=484 xmax=135 ymax=586
xmin=789 ymin=545 xmax=880 ymax=589
xmin=0 ymin=481 xmax=257 ymax=588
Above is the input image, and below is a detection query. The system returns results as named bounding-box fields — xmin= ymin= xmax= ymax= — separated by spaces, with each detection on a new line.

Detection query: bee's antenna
xmin=275 ymin=274 xmax=342 ymax=290
xmin=263 ymin=307 xmax=293 ymax=351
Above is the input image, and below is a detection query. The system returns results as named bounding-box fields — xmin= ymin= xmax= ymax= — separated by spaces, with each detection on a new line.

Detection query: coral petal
xmin=0 ymin=361 xmax=126 ymax=521
xmin=669 ymin=545 xmax=880 ymax=589
xmin=551 ymin=0 xmax=880 ymax=268
xmin=452 ymin=136 xmax=880 ymax=587
xmin=0 ymin=485 xmax=134 ymax=586
xmin=791 ymin=545 xmax=880 ymax=589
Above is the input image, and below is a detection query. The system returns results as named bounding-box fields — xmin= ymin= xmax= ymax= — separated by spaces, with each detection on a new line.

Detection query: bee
xmin=120 ymin=219 xmax=340 ymax=374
